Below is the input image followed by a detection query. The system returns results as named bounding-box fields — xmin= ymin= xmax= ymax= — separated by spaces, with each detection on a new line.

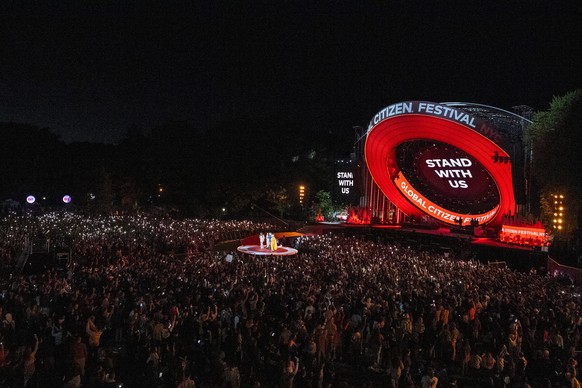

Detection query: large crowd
xmin=0 ymin=211 xmax=581 ymax=388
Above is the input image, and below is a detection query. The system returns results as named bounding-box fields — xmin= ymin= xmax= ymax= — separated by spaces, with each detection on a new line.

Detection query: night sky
xmin=1 ymin=2 xmax=581 ymax=143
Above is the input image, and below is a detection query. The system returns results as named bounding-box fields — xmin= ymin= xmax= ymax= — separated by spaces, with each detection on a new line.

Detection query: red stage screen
xmin=499 ymin=225 xmax=549 ymax=247
xmin=365 ymin=101 xmax=515 ymax=227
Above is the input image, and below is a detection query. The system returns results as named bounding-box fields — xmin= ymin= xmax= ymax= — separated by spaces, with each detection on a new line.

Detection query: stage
xmin=237 ymin=245 xmax=298 ymax=256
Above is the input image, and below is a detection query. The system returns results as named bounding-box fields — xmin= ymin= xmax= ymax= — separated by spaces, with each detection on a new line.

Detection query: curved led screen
xmin=397 ymin=140 xmax=499 ymax=214
xmin=365 ymin=101 xmax=515 ymax=227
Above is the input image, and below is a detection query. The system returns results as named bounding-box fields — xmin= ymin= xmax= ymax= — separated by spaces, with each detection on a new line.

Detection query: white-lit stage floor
xmin=237 ymin=245 xmax=298 ymax=256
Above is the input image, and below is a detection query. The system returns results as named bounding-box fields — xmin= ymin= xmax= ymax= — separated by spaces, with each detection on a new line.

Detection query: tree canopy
xmin=0 ymin=118 xmax=352 ymax=218
xmin=528 ymin=89 xmax=582 ymax=236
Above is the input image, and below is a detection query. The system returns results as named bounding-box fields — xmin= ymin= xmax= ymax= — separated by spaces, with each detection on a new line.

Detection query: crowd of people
xmin=0 ymin=211 xmax=580 ymax=387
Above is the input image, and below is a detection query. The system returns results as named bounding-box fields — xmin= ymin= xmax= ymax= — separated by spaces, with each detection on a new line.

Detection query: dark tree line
xmin=0 ymin=118 xmax=353 ymax=218
xmin=527 ymin=89 xmax=582 ymax=248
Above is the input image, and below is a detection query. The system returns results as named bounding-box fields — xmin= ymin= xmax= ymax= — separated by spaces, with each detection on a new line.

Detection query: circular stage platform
xmin=237 ymin=245 xmax=298 ymax=256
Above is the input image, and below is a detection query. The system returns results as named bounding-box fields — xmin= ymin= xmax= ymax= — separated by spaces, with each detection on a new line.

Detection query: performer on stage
xmin=270 ymin=235 xmax=278 ymax=251
xmin=266 ymin=233 xmax=272 ymax=249
xmin=259 ymin=233 xmax=265 ymax=248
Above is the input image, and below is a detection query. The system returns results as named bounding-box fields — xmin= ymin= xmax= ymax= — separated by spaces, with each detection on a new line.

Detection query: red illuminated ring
xmin=237 ymin=245 xmax=298 ymax=256
xmin=365 ymin=114 xmax=515 ymax=226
